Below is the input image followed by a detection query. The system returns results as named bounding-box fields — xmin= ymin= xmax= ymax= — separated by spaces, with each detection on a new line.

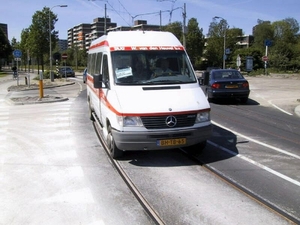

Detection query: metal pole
xmin=104 ymin=3 xmax=107 ymax=35
xmin=49 ymin=9 xmax=52 ymax=81
xmin=49 ymin=5 xmax=68 ymax=82
xmin=264 ymin=45 xmax=268 ymax=75
xmin=182 ymin=3 xmax=186 ymax=49
xmin=223 ymin=29 xmax=226 ymax=69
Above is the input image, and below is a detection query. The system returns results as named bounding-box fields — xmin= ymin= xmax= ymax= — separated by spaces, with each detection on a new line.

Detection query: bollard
xmin=26 ymin=74 xmax=30 ymax=87
xmin=39 ymin=72 xmax=44 ymax=98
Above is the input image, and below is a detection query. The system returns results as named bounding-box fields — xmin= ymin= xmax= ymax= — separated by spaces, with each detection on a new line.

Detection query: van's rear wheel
xmin=106 ymin=125 xmax=123 ymax=159
xmin=88 ymin=99 xmax=95 ymax=121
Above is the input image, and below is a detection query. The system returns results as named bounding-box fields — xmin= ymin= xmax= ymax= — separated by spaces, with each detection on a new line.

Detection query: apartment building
xmin=107 ymin=20 xmax=160 ymax=32
xmin=57 ymin=39 xmax=68 ymax=51
xmin=236 ymin=35 xmax=254 ymax=48
xmin=0 ymin=23 xmax=8 ymax=38
xmin=68 ymin=17 xmax=117 ymax=50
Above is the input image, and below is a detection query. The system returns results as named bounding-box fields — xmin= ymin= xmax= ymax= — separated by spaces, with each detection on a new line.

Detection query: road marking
xmin=212 ymin=121 xmax=300 ymax=160
xmin=211 ymin=120 xmax=300 ymax=186
xmin=268 ymin=100 xmax=293 ymax=116
xmin=208 ymin=140 xmax=300 ymax=187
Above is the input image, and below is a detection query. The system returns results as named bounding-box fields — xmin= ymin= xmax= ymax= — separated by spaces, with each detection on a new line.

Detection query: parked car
xmin=200 ymin=69 xmax=250 ymax=103
xmin=83 ymin=68 xmax=87 ymax=83
xmin=58 ymin=67 xmax=75 ymax=77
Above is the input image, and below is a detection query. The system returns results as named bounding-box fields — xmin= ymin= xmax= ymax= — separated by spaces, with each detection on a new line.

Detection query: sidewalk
xmin=1 ymin=70 xmax=74 ymax=105
xmin=246 ymin=75 xmax=300 ymax=118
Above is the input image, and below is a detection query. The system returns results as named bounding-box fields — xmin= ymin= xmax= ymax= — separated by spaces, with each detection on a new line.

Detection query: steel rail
xmin=92 ymin=112 xmax=165 ymax=225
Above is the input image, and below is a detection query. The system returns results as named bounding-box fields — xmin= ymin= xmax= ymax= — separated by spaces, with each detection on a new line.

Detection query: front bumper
xmin=112 ymin=124 xmax=212 ymax=151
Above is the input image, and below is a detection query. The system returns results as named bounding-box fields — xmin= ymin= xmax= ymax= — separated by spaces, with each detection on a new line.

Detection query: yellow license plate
xmin=158 ymin=138 xmax=186 ymax=146
xmin=225 ymin=85 xmax=238 ymax=88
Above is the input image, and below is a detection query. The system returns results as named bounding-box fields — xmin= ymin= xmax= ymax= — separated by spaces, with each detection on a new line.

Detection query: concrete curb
xmin=7 ymin=81 xmax=75 ymax=92
xmin=295 ymin=105 xmax=300 ymax=117
xmin=5 ymin=81 xmax=75 ymax=105
xmin=5 ymin=96 xmax=69 ymax=105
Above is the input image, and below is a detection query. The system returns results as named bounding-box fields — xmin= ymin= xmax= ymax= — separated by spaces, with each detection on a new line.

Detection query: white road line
xmin=211 ymin=120 xmax=300 ymax=186
xmin=268 ymin=100 xmax=293 ymax=116
xmin=208 ymin=140 xmax=300 ymax=187
xmin=212 ymin=120 xmax=300 ymax=160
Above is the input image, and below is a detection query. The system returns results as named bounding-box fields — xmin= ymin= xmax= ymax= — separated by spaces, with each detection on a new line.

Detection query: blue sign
xmin=13 ymin=49 xmax=22 ymax=58
xmin=264 ymin=39 xmax=272 ymax=47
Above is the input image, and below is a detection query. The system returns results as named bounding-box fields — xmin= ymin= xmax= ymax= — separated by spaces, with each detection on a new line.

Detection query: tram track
xmin=91 ymin=112 xmax=298 ymax=225
xmin=92 ymin=113 xmax=166 ymax=225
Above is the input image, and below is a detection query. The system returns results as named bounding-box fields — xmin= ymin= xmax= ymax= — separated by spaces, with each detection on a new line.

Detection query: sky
xmin=1 ymin=0 xmax=299 ymax=42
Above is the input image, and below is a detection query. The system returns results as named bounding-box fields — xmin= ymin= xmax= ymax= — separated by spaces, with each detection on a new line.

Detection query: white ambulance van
xmin=87 ymin=30 xmax=211 ymax=159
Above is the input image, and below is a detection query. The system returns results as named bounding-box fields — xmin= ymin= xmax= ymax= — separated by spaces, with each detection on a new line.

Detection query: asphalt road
xmin=0 ymin=72 xmax=299 ymax=224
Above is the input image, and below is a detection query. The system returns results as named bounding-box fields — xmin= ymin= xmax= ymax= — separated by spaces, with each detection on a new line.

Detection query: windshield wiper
xmin=143 ymin=80 xmax=183 ymax=84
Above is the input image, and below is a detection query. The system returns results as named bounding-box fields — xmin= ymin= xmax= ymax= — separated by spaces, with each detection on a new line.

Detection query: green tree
xmin=185 ymin=18 xmax=205 ymax=69
xmin=162 ymin=21 xmax=183 ymax=42
xmin=19 ymin=28 xmax=30 ymax=71
xmin=205 ymin=17 xmax=229 ymax=68
xmin=271 ymin=18 xmax=300 ymax=70
xmin=25 ymin=7 xmax=59 ymax=74
xmin=224 ymin=28 xmax=243 ymax=68
xmin=252 ymin=20 xmax=273 ymax=52
xmin=235 ymin=47 xmax=264 ymax=71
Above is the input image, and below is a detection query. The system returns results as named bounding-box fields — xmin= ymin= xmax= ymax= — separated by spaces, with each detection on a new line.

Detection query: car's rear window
xmin=212 ymin=71 xmax=244 ymax=79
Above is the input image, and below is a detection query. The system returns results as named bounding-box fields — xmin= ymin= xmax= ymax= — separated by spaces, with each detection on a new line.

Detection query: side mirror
xmin=93 ymin=74 xmax=103 ymax=88
xmin=198 ymin=77 xmax=204 ymax=85
xmin=203 ymin=72 xmax=210 ymax=85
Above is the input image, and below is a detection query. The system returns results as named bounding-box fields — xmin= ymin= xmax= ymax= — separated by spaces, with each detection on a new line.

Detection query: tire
xmin=205 ymin=89 xmax=211 ymax=102
xmin=88 ymin=99 xmax=95 ymax=121
xmin=184 ymin=141 xmax=207 ymax=155
xmin=106 ymin=125 xmax=123 ymax=159
xmin=240 ymin=97 xmax=248 ymax=104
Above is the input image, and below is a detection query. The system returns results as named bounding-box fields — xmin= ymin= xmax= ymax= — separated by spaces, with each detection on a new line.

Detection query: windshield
xmin=112 ymin=50 xmax=197 ymax=85
xmin=212 ymin=70 xmax=244 ymax=80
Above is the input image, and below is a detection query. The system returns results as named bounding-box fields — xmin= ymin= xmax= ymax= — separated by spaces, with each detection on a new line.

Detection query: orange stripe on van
xmin=89 ymin=40 xmax=109 ymax=50
xmin=88 ymin=75 xmax=210 ymax=117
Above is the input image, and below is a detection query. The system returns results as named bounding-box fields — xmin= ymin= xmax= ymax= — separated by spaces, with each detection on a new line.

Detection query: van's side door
xmin=99 ymin=53 xmax=109 ymax=125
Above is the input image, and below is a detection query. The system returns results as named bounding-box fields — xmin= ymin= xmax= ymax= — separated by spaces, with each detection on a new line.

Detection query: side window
xmin=87 ymin=54 xmax=92 ymax=74
xmin=102 ymin=54 xmax=109 ymax=82
xmin=95 ymin=52 xmax=103 ymax=75
xmin=88 ymin=53 xmax=96 ymax=75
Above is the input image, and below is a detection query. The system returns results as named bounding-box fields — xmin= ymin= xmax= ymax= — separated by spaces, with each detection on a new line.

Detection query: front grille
xmin=141 ymin=114 xmax=196 ymax=129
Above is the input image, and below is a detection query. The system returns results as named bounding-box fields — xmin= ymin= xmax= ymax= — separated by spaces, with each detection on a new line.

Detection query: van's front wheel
xmin=106 ymin=125 xmax=123 ymax=159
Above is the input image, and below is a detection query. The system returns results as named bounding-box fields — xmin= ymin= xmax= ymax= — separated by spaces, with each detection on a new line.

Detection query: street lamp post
xmin=214 ymin=16 xmax=226 ymax=69
xmin=49 ymin=5 xmax=68 ymax=81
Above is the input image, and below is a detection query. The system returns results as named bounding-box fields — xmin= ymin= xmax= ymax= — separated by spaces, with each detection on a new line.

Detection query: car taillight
xmin=242 ymin=82 xmax=249 ymax=88
xmin=212 ymin=83 xmax=220 ymax=89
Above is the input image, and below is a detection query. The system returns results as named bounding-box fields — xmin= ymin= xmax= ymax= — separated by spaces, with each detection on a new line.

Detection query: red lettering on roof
xmin=109 ymin=46 xmax=184 ymax=51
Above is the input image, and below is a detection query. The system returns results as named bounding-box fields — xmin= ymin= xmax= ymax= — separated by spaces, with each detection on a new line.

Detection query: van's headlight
xmin=195 ymin=111 xmax=210 ymax=123
xmin=117 ymin=116 xmax=143 ymax=127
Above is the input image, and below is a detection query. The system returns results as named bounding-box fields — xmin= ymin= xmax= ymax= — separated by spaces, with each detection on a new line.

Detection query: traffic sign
xmin=13 ymin=49 xmax=22 ymax=58
xmin=262 ymin=56 xmax=268 ymax=61
xmin=62 ymin=53 xmax=67 ymax=60
xmin=264 ymin=39 xmax=272 ymax=47
xmin=236 ymin=55 xmax=241 ymax=67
